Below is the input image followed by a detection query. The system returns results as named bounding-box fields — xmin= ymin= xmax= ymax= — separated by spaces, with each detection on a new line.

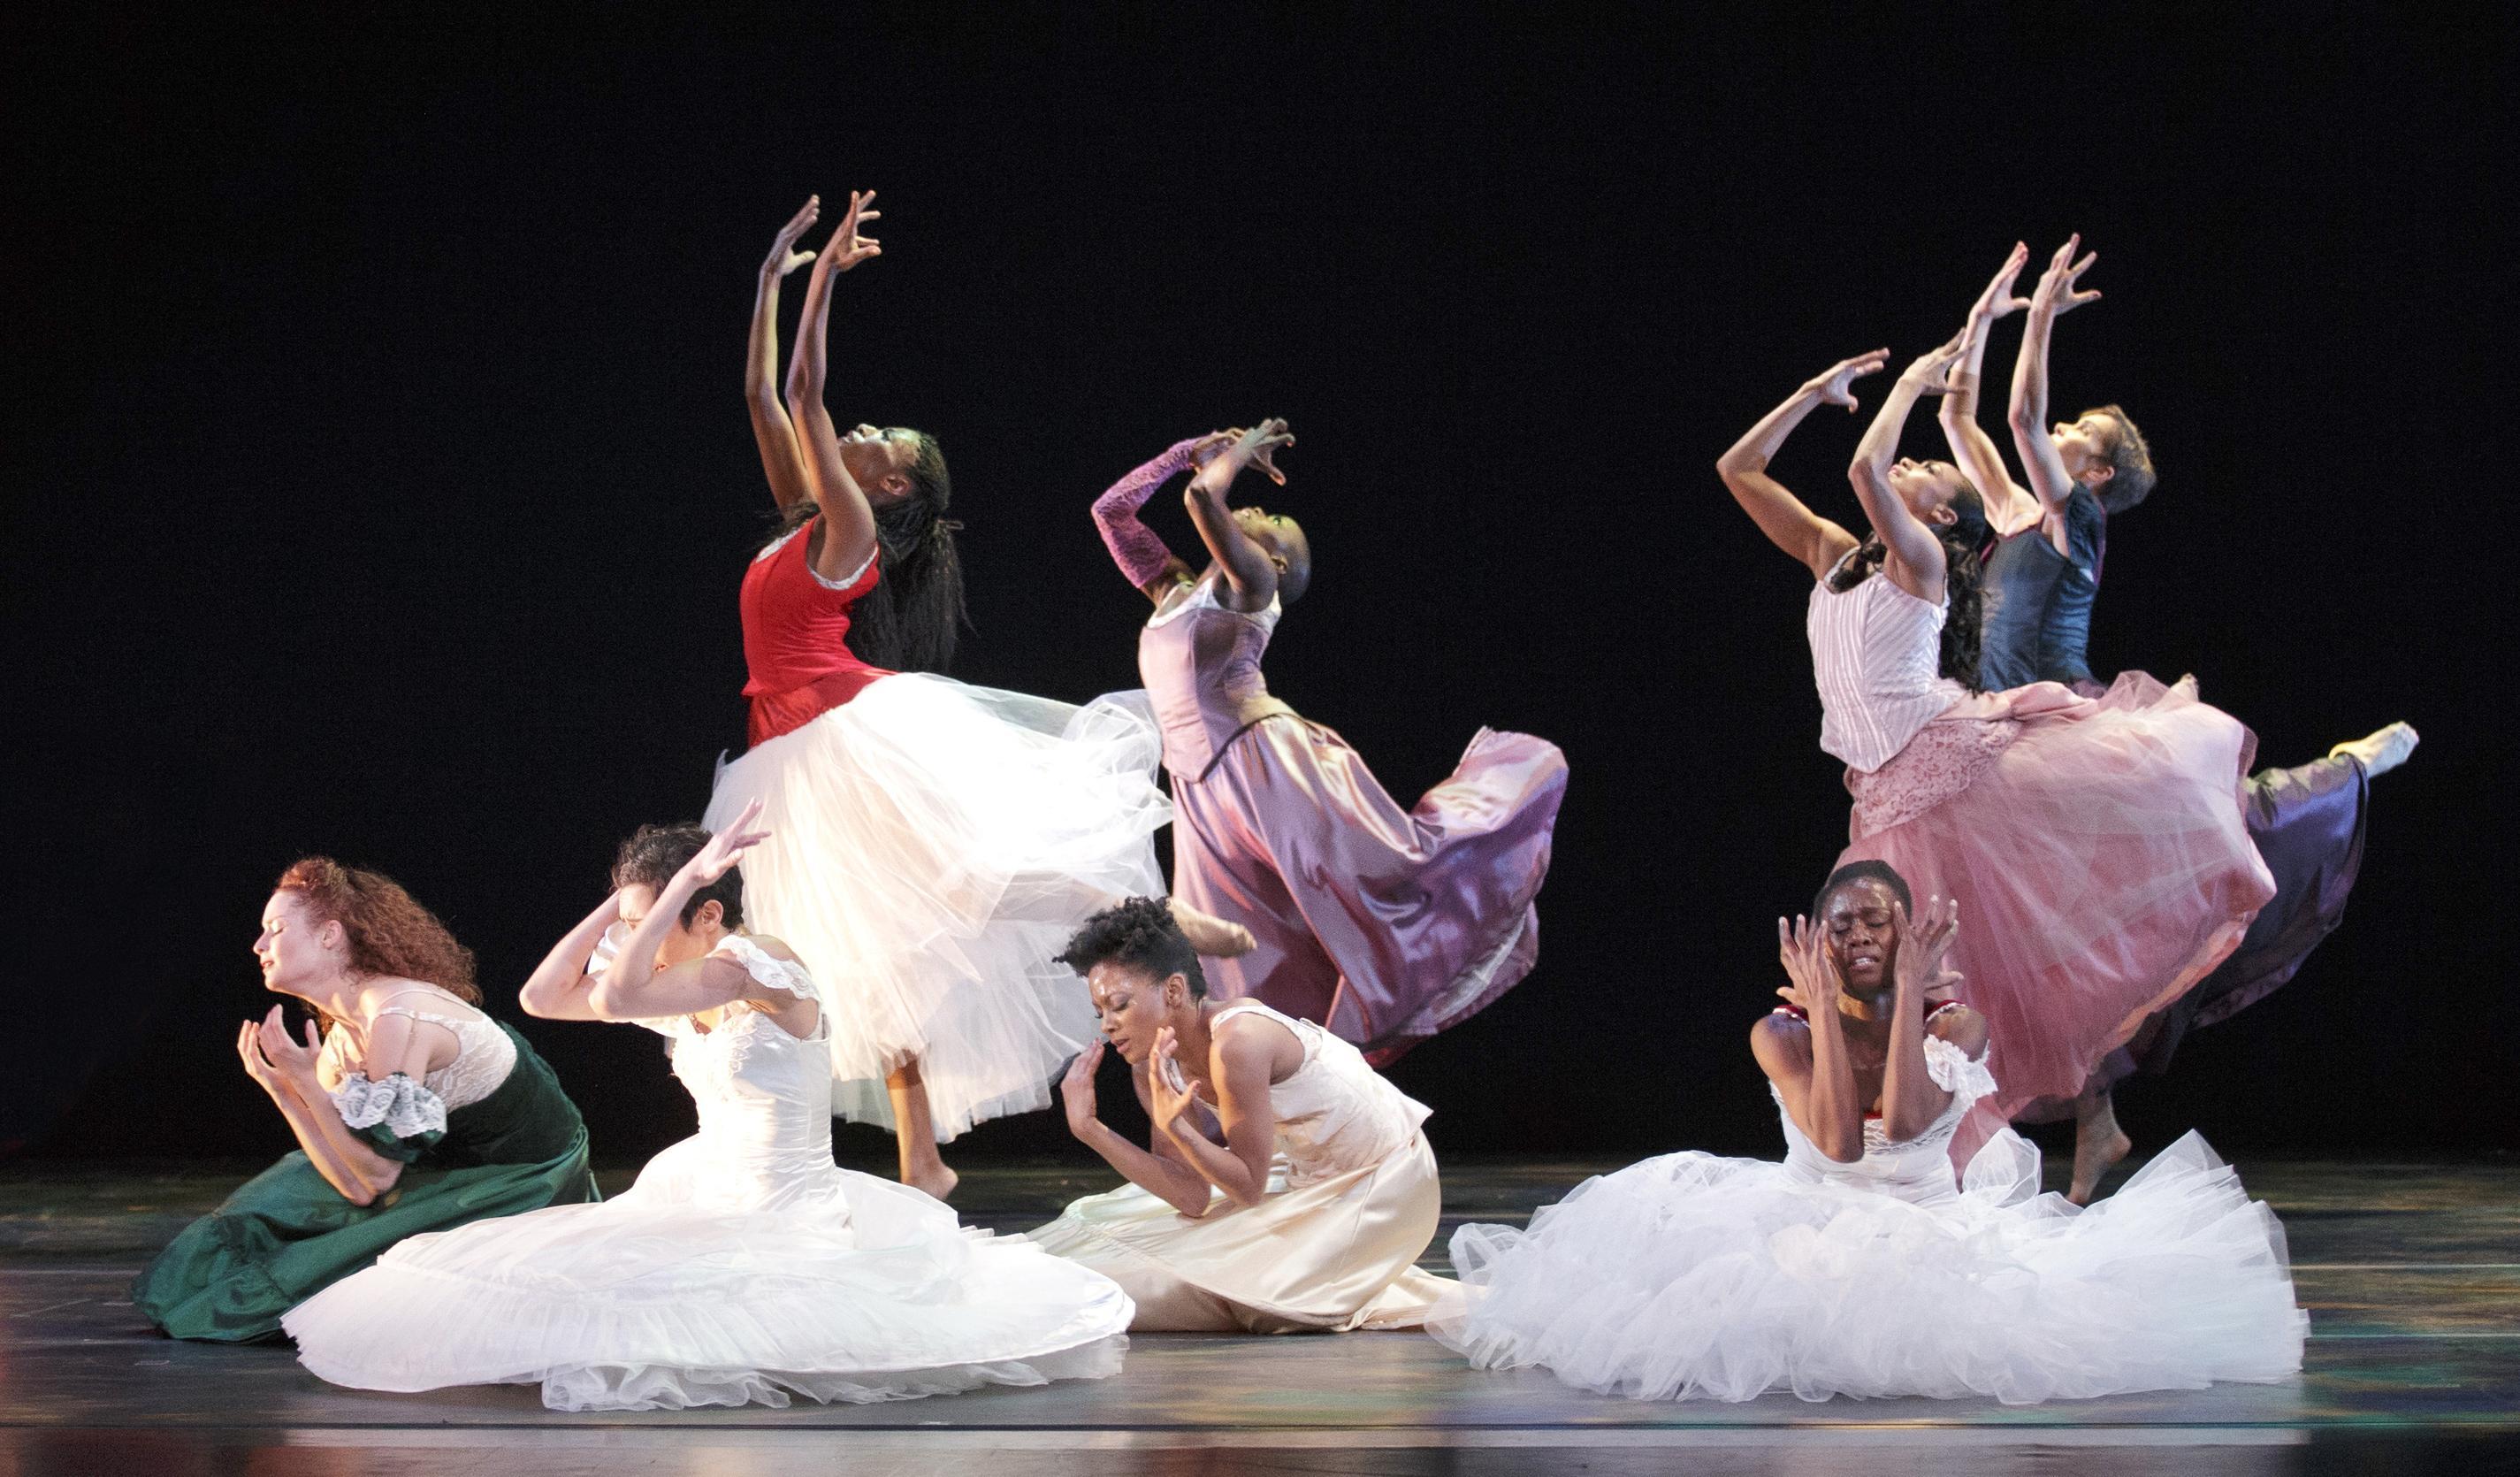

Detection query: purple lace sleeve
xmin=1092 ymin=439 xmax=1203 ymax=587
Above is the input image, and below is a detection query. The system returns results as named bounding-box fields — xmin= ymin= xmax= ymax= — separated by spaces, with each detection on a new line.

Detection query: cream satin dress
xmin=1028 ymin=1000 xmax=1450 ymax=1332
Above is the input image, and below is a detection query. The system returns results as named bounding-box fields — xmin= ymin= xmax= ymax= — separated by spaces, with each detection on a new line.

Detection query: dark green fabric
xmin=130 ymin=1022 xmax=598 ymax=1343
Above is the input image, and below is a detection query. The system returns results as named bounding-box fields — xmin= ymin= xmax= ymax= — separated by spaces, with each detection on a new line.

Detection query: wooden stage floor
xmin=4 ymin=1156 xmax=2516 ymax=1474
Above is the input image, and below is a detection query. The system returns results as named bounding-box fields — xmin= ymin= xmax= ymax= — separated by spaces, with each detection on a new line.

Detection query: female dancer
xmin=1432 ymin=861 xmax=2306 ymax=1404
xmin=1716 ymin=336 xmax=2277 ymax=1193
xmin=131 ymin=861 xmax=595 ymax=1342
xmin=1087 ymin=423 xmax=1568 ymax=1059
xmin=707 ymin=193 xmax=1239 ymax=1196
xmin=1029 ymin=899 xmax=1450 ymax=1331
xmin=1937 ymin=239 xmax=2417 ymax=1195
xmin=284 ymin=808 xmax=1134 ymax=1412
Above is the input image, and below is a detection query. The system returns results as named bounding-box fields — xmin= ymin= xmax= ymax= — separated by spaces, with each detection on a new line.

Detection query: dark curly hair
xmin=1055 ymin=897 xmax=1208 ymax=998
xmin=276 ymin=859 xmax=479 ymax=1004
xmin=2079 ymin=403 xmax=2156 ymax=514
xmin=765 ymin=431 xmax=969 ymax=673
xmin=1826 ymin=480 xmax=1988 ymax=691
xmin=1813 ymin=859 xmax=1913 ymax=918
xmin=611 ymin=823 xmax=745 ymax=930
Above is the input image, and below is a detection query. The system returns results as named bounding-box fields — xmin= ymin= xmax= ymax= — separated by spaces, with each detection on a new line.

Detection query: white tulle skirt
xmin=1432 ymin=1131 xmax=2307 ymax=1404
xmin=283 ymin=1136 xmax=1135 ymax=1412
xmin=705 ymin=676 xmax=1170 ymax=1138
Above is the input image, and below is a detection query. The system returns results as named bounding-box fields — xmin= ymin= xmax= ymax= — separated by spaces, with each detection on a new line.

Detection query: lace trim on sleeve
xmin=332 ymin=1072 xmax=450 ymax=1138
xmin=1921 ymin=1034 xmax=1997 ymax=1106
xmin=713 ymin=935 xmax=819 ymax=1003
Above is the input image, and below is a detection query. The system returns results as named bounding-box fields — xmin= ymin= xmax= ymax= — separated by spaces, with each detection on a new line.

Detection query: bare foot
xmin=2330 ymin=722 xmax=2419 ymax=778
xmin=2068 ymin=1121 xmax=2131 ymax=1206
xmin=1169 ymin=898 xmax=1256 ymax=959
xmin=906 ymin=1162 xmax=959 ymax=1202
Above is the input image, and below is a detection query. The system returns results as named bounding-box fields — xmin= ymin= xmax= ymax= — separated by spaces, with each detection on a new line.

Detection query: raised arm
xmin=1715 ymin=355 xmax=1880 ymax=580
xmin=1146 ymin=1021 xmax=1278 ymax=1209
xmin=2008 ymin=235 xmax=2103 ymax=517
xmin=1937 ymin=245 xmax=2041 ymax=536
xmin=1058 ymin=1041 xmax=1218 ymax=1217
xmin=784 ymin=189 xmax=888 ymax=581
xmin=586 ymin=802 xmax=781 ymax=1022
xmin=1091 ymin=433 xmax=1230 ymax=602
xmin=1848 ymin=341 xmax=1964 ymax=602
xmin=1877 ymin=897 xmax=1961 ymax=1141
xmin=1182 ymin=418 xmax=1295 ymax=609
xmin=748 ymin=196 xmax=823 ymax=514
xmin=1753 ymin=915 xmax=1865 ymax=1161
xmin=518 ymin=892 xmax=623 ymax=1022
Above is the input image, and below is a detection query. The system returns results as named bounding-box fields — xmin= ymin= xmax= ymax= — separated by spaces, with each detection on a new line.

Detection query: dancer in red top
xmin=706 ymin=194 xmax=1244 ymax=1198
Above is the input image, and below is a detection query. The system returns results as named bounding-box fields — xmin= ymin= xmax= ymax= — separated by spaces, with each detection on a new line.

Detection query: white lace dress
xmin=284 ymin=937 xmax=1135 ymax=1411
xmin=1432 ymin=1017 xmax=2308 ymax=1404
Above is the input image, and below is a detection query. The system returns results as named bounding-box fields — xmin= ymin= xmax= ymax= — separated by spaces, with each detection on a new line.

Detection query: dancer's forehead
xmin=1822 ymin=879 xmax=1899 ymax=924
xmin=1086 ymin=960 xmax=1163 ymax=1009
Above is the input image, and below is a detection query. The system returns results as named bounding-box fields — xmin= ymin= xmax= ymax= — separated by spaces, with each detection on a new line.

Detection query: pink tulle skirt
xmin=1837 ymin=674 xmax=2276 ymax=1148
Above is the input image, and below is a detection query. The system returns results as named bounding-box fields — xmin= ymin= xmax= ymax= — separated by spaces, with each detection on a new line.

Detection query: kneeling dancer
xmin=1432 ymin=862 xmax=2306 ymax=1404
xmin=1030 ymin=898 xmax=1449 ymax=1331
xmin=284 ymin=807 xmax=1134 ymax=1411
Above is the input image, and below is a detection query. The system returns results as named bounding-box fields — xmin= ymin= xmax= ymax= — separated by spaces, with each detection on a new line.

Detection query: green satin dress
xmin=131 ymin=1017 xmax=598 ymax=1343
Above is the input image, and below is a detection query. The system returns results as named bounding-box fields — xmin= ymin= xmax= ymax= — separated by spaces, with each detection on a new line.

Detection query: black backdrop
xmin=4 ymin=7 xmax=2503 ymax=1167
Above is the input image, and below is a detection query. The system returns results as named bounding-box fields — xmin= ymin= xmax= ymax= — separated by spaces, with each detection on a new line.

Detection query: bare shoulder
xmin=1928 ymin=1004 xmax=1990 ymax=1060
xmin=1749 ymin=1011 xmax=1813 ymax=1077
xmin=1213 ymin=1008 xmax=1302 ymax=1073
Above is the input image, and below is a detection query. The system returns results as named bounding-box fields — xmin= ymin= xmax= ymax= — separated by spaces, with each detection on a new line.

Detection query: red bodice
xmin=739 ymin=520 xmax=891 ymax=746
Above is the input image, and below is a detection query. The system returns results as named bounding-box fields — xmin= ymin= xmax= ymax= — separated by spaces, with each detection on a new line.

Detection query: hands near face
xmin=1891 ymin=895 xmax=1962 ymax=1000
xmin=1775 ymin=914 xmax=1843 ymax=1017
xmin=683 ymin=799 xmax=770 ymax=888
xmin=2030 ymin=234 xmax=2101 ymax=318
xmin=239 ymin=1006 xmax=322 ymax=1097
xmin=762 ymin=195 xmax=821 ymax=280
xmin=1804 ymin=349 xmax=1891 ymax=411
xmin=1145 ymin=1025 xmax=1205 ymax=1129
xmin=1060 ymin=1039 xmax=1103 ymax=1137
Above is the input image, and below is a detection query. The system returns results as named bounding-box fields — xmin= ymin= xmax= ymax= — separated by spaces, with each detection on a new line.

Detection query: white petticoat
xmin=1433 ymin=1130 xmax=2307 ymax=1404
xmin=283 ymin=1136 xmax=1134 ymax=1412
xmin=704 ymin=675 xmax=1169 ymax=1138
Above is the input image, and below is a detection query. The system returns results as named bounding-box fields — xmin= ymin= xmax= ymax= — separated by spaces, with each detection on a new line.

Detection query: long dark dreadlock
xmin=767 ymin=432 xmax=969 ymax=673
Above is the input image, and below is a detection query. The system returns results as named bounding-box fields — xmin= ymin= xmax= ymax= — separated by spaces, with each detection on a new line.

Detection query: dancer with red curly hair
xmin=130 ymin=861 xmax=597 ymax=1342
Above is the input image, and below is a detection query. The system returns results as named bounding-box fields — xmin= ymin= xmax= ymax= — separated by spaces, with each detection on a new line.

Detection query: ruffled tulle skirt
xmin=705 ymin=675 xmax=1170 ymax=1137
xmin=282 ymin=1136 xmax=1135 ymax=1411
xmin=1433 ymin=1131 xmax=2306 ymax=1404
xmin=1840 ymin=675 xmax=2278 ymax=1142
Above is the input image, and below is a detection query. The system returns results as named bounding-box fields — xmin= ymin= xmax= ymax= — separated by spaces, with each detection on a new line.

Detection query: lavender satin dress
xmin=1141 ymin=573 xmax=1567 ymax=1061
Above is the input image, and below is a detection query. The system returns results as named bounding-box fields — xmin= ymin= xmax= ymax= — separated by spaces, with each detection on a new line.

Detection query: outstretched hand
xmin=813 ymin=189 xmax=883 ymax=276
xmin=1892 ymin=895 xmax=1960 ymax=998
xmin=1775 ymin=914 xmax=1843 ymax=1016
xmin=683 ymin=799 xmax=770 ymax=886
xmin=1186 ymin=430 xmax=1238 ymax=469
xmin=1225 ymin=419 xmax=1294 ymax=486
xmin=1901 ymin=333 xmax=1970 ymax=397
xmin=1060 ymin=1039 xmax=1104 ymax=1137
xmin=1969 ymin=242 xmax=2035 ymax=325
xmin=762 ymin=195 xmax=821 ymax=279
xmin=2031 ymin=234 xmax=2101 ymax=318
xmin=1804 ymin=350 xmax=1890 ymax=411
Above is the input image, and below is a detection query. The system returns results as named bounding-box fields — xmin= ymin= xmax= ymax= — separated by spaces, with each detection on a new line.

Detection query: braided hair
xmin=766 ymin=431 xmax=970 ymax=673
